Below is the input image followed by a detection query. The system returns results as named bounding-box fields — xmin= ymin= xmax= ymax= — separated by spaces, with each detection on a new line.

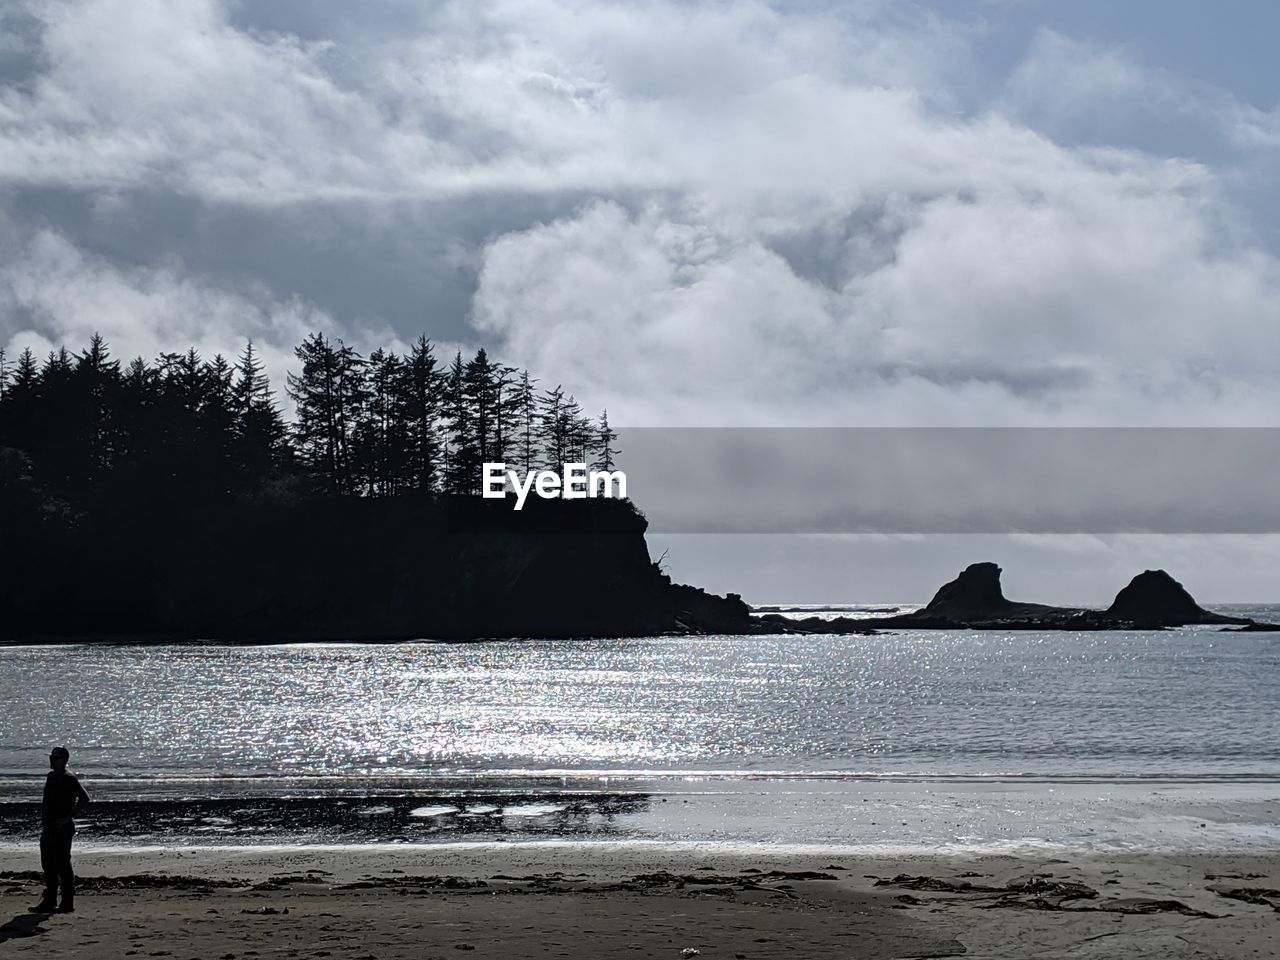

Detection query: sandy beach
xmin=2 ymin=845 xmax=1278 ymax=958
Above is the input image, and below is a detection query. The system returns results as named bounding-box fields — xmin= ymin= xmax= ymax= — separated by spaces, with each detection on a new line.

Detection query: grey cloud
xmin=0 ymin=184 xmax=596 ymax=342
xmin=0 ymin=5 xmax=46 ymax=91
xmin=470 ymin=186 xmax=1280 ymax=426
xmin=1001 ymin=30 xmax=1274 ymax=173
xmin=224 ymin=0 xmax=437 ymax=43
xmin=0 ymin=224 xmax=344 ymax=390
xmin=3 ymin=0 xmax=1280 ymax=434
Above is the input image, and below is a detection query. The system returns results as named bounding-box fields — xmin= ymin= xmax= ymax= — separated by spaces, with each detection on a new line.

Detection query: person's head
xmin=49 ymin=747 xmax=69 ymax=772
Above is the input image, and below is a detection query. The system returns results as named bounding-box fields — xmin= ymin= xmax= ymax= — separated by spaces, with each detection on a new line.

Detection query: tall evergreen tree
xmin=0 ymin=348 xmax=40 ymax=457
xmin=11 ymin=348 xmax=38 ymax=398
xmin=200 ymin=353 xmax=237 ymax=495
xmin=232 ymin=340 xmax=286 ymax=491
xmin=287 ymin=333 xmax=367 ymax=495
xmin=397 ymin=335 xmax=443 ymax=495
xmin=73 ymin=333 xmax=121 ymax=490
xmin=592 ymin=409 xmax=619 ymax=472
xmin=36 ymin=347 xmax=79 ymax=495
xmin=561 ymin=394 xmax=593 ymax=464
xmin=463 ymin=348 xmax=500 ymax=468
xmin=157 ymin=348 xmax=212 ymax=492
xmin=115 ymin=356 xmax=161 ymax=485
xmin=356 ymin=348 xmax=405 ymax=496
xmin=537 ymin=384 xmax=567 ymax=470
xmin=172 ymin=348 xmax=207 ymax=411
xmin=491 ymin=361 xmax=520 ymax=468
xmin=513 ymin=370 xmax=539 ymax=473
xmin=441 ymin=350 xmax=471 ymax=495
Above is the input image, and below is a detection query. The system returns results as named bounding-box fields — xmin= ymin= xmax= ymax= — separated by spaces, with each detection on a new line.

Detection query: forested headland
xmin=0 ymin=333 xmax=617 ymax=506
xmin=0 ymin=334 xmax=748 ymax=642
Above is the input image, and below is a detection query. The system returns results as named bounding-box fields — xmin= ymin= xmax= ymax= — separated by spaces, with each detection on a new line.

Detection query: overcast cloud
xmin=3 ymin=0 xmax=1279 ymax=600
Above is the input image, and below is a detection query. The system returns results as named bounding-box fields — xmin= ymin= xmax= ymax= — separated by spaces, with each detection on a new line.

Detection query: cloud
xmin=999 ymin=28 xmax=1280 ymax=169
xmin=1002 ymin=31 xmax=1169 ymax=136
xmin=1229 ymin=104 xmax=1280 ymax=151
xmin=0 ymin=0 xmax=973 ymax=204
xmin=0 ymin=225 xmax=406 ymax=394
xmin=471 ymin=178 xmax=1280 ymax=425
xmin=1 ymin=0 xmax=1279 ymax=433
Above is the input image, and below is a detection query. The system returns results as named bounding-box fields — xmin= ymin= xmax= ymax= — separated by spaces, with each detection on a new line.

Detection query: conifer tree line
xmin=0 ymin=332 xmax=619 ymax=506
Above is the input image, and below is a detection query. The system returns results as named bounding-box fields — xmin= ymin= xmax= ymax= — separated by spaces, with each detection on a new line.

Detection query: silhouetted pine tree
xmin=0 ymin=348 xmax=41 ymax=460
xmin=74 ymin=333 xmax=120 ymax=488
xmin=561 ymin=394 xmax=594 ymax=464
xmin=513 ymin=370 xmax=539 ymax=473
xmin=463 ymin=348 xmax=502 ymax=469
xmin=287 ymin=333 xmax=368 ymax=495
xmin=592 ymin=410 xmax=619 ymax=472
xmin=356 ymin=347 xmax=405 ymax=496
xmin=153 ymin=348 xmax=209 ymax=494
xmin=198 ymin=354 xmax=237 ymax=495
xmin=397 ymin=335 xmax=443 ymax=494
xmin=441 ymin=350 xmax=471 ymax=495
xmin=36 ymin=348 xmax=78 ymax=496
xmin=537 ymin=387 xmax=594 ymax=468
xmin=536 ymin=384 xmax=567 ymax=470
xmin=232 ymin=341 xmax=287 ymax=492
xmin=115 ymin=356 xmax=163 ymax=489
xmin=491 ymin=360 xmax=519 ymax=469
xmin=0 ymin=348 xmax=9 ymax=443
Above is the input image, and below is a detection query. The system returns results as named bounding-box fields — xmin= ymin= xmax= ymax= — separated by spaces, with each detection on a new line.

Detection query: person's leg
xmin=55 ymin=829 xmax=75 ymax=911
xmin=34 ymin=832 xmax=58 ymax=909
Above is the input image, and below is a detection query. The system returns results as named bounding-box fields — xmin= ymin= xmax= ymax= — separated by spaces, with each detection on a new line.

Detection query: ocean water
xmin=2 ymin=606 xmax=1279 ymax=852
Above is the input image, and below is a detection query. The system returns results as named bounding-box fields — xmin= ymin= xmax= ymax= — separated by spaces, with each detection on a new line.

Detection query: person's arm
xmin=71 ymin=777 xmax=90 ymax=818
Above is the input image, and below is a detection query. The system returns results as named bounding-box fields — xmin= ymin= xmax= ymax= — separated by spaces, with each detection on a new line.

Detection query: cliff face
xmin=0 ymin=494 xmax=751 ymax=641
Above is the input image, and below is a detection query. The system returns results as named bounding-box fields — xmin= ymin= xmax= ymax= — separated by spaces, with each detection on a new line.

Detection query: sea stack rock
xmin=774 ymin=563 xmax=1265 ymax=635
xmin=1104 ymin=569 xmax=1231 ymax=626
xmin=919 ymin=562 xmax=1012 ymax=620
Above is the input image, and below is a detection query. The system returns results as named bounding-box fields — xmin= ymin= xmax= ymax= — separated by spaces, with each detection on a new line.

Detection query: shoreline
xmin=4 ymin=774 xmax=1279 ymax=852
xmin=9 ymin=839 xmax=1280 ymax=877
xmin=3 ymin=845 xmax=1278 ymax=958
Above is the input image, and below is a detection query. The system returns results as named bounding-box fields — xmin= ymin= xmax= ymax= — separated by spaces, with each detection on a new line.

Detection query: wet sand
xmin=2 ymin=846 xmax=1279 ymax=958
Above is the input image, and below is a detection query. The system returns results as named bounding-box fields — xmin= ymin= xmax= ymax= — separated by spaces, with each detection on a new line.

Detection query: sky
xmin=2 ymin=0 xmax=1279 ymax=603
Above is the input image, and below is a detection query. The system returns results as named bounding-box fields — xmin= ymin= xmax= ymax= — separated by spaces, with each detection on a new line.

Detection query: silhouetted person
xmin=30 ymin=746 xmax=89 ymax=914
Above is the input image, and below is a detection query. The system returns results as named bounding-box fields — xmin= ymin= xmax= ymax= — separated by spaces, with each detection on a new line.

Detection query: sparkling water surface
xmin=3 ymin=607 xmax=1278 ymax=784
xmin=3 ymin=608 xmax=1278 ymax=850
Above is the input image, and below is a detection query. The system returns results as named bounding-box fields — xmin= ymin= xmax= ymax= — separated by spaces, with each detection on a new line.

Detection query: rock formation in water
xmin=758 ymin=562 xmax=1080 ymax=632
xmin=916 ymin=561 xmax=1010 ymax=619
xmin=758 ymin=562 xmax=1261 ymax=633
xmin=908 ymin=561 xmax=1079 ymax=623
xmin=1103 ymin=569 xmax=1240 ymax=627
